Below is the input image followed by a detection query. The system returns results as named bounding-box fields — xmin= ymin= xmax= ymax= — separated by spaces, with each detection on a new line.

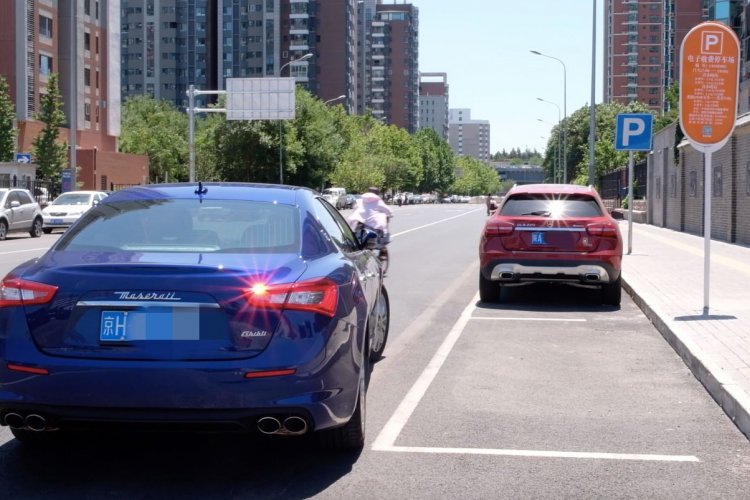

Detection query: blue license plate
xmin=100 ymin=309 xmax=200 ymax=342
xmin=531 ymin=232 xmax=546 ymax=245
xmin=50 ymin=218 xmax=63 ymax=225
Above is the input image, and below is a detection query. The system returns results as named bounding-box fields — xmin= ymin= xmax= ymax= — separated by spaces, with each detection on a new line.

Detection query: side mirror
xmin=10 ymin=200 xmax=20 ymax=208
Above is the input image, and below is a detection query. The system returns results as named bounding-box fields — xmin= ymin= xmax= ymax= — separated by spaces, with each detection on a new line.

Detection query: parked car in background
xmin=322 ymin=187 xmax=347 ymax=209
xmin=0 ymin=183 xmax=389 ymax=451
xmin=42 ymin=191 xmax=109 ymax=234
xmin=479 ymin=184 xmax=623 ymax=305
xmin=0 ymin=188 xmax=44 ymax=240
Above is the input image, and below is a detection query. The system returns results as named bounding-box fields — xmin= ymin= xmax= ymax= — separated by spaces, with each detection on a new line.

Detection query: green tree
xmin=31 ymin=73 xmax=67 ymax=183
xmin=450 ymin=155 xmax=501 ymax=195
xmin=120 ymin=95 xmax=188 ymax=182
xmin=414 ymin=128 xmax=455 ymax=193
xmin=0 ymin=75 xmax=16 ymax=162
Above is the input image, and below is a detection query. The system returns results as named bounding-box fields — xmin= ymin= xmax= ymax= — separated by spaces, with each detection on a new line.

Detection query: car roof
xmin=104 ymin=182 xmax=313 ymax=205
xmin=506 ymin=183 xmax=599 ymax=196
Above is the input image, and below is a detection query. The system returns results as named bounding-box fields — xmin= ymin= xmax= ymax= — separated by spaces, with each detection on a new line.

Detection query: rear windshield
xmin=500 ymin=194 xmax=603 ymax=218
xmin=55 ymin=199 xmax=300 ymax=253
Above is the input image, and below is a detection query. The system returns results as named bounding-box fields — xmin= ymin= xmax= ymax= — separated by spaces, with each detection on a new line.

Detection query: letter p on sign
xmin=702 ymin=32 xmax=723 ymax=54
xmin=615 ymin=113 xmax=653 ymax=152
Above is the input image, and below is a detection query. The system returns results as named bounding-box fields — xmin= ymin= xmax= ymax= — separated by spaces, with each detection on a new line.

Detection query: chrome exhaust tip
xmin=257 ymin=416 xmax=282 ymax=435
xmin=282 ymin=416 xmax=308 ymax=435
xmin=499 ymin=272 xmax=514 ymax=280
xmin=584 ymin=273 xmax=600 ymax=282
xmin=4 ymin=413 xmax=25 ymax=430
xmin=25 ymin=414 xmax=47 ymax=432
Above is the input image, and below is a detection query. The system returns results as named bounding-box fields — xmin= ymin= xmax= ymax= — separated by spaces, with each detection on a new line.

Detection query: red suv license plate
xmin=531 ymin=232 xmax=546 ymax=245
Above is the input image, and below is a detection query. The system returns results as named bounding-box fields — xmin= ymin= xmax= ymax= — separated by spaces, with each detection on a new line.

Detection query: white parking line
xmin=372 ymin=294 xmax=700 ymax=463
xmin=470 ymin=317 xmax=587 ymax=322
xmin=384 ymin=446 xmax=699 ymax=462
xmin=391 ymin=209 xmax=483 ymax=239
xmin=0 ymin=248 xmax=48 ymax=256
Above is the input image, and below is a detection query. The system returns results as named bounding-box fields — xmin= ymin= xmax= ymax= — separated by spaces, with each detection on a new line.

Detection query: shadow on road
xmin=475 ymin=283 xmax=620 ymax=313
xmin=0 ymin=431 xmax=359 ymax=498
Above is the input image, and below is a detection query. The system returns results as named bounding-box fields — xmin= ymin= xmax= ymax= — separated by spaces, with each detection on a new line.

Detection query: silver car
xmin=0 ymin=188 xmax=44 ymax=240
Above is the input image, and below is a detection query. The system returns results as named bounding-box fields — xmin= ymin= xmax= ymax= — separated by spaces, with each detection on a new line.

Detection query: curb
xmin=622 ymin=276 xmax=750 ymax=441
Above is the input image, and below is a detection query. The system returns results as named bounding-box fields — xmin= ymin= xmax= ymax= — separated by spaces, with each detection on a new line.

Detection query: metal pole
xmin=704 ymin=151 xmax=712 ymax=313
xmin=562 ymin=64 xmax=567 ymax=184
xmin=588 ymin=0 xmax=597 ymax=185
xmin=188 ymin=85 xmax=195 ymax=182
xmin=279 ymin=121 xmax=283 ymax=184
xmin=69 ymin=0 xmax=77 ymax=190
xmin=627 ymin=151 xmax=633 ymax=255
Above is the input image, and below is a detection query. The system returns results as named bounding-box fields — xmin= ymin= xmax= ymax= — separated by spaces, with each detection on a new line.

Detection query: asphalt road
xmin=1 ymin=204 xmax=749 ymax=499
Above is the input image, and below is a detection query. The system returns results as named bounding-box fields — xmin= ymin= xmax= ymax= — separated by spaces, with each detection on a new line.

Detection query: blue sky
xmin=418 ymin=0 xmax=604 ymax=155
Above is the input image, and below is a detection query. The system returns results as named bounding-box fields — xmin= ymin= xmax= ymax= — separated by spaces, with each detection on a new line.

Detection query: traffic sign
xmin=15 ymin=153 xmax=31 ymax=164
xmin=679 ymin=21 xmax=740 ymax=152
xmin=225 ymin=77 xmax=296 ymax=121
xmin=615 ymin=114 xmax=653 ymax=151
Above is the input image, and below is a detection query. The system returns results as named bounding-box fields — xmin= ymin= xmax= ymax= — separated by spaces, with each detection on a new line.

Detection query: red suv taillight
xmin=0 ymin=278 xmax=59 ymax=307
xmin=484 ymin=220 xmax=515 ymax=236
xmin=243 ymin=278 xmax=339 ymax=317
xmin=586 ymin=222 xmax=619 ymax=237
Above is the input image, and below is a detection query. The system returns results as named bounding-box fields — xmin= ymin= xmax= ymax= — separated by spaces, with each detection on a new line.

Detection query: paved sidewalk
xmin=619 ymin=220 xmax=750 ymax=440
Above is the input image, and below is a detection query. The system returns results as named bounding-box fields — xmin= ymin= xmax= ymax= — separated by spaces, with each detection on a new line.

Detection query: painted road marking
xmin=470 ymin=317 xmax=587 ymax=322
xmin=392 ymin=208 xmax=483 ymax=239
xmin=372 ymin=293 xmax=701 ymax=463
xmin=0 ymin=248 xmax=49 ymax=256
xmin=383 ymin=446 xmax=698 ymax=462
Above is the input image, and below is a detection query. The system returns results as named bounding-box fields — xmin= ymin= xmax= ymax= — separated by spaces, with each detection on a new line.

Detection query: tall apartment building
xmin=448 ymin=109 xmax=490 ymax=163
xmin=419 ymin=72 xmax=449 ymax=140
xmin=1 ymin=0 xmax=147 ymax=189
xmin=604 ymin=0 xmax=705 ymax=112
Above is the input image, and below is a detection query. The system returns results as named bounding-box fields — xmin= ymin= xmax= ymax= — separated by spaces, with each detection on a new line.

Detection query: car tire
xmin=319 ymin=368 xmax=366 ymax=451
xmin=29 ymin=217 xmax=43 ymax=238
xmin=369 ymin=286 xmax=390 ymax=363
xmin=0 ymin=220 xmax=7 ymax=241
xmin=42 ymin=228 xmax=53 ymax=234
xmin=602 ymin=275 xmax=622 ymax=306
xmin=479 ymin=272 xmax=501 ymax=303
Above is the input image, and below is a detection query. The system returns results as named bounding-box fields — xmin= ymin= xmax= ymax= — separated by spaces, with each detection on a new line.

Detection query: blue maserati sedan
xmin=0 ymin=183 xmax=389 ymax=450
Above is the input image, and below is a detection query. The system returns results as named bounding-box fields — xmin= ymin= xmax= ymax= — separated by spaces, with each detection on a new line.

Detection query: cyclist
xmin=348 ymin=187 xmax=392 ymax=268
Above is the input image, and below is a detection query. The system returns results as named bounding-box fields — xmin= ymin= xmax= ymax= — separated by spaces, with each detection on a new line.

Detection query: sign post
xmin=679 ymin=21 xmax=740 ymax=313
xmin=615 ymin=113 xmax=653 ymax=255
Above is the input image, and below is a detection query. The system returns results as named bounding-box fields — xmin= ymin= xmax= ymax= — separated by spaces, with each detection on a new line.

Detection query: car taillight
xmin=484 ymin=220 xmax=515 ymax=236
xmin=243 ymin=278 xmax=339 ymax=317
xmin=0 ymin=278 xmax=58 ymax=308
xmin=586 ymin=223 xmax=619 ymax=237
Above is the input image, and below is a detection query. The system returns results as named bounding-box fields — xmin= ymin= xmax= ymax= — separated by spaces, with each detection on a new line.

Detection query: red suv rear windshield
xmin=500 ymin=194 xmax=603 ymax=217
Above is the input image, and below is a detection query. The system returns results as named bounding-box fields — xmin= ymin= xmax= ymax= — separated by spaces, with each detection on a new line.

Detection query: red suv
xmin=479 ymin=184 xmax=623 ymax=305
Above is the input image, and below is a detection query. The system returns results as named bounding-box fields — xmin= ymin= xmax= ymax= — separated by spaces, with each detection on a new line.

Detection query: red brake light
xmin=0 ymin=278 xmax=58 ymax=307
xmin=586 ymin=223 xmax=619 ymax=237
xmin=484 ymin=220 xmax=515 ymax=236
xmin=243 ymin=278 xmax=339 ymax=317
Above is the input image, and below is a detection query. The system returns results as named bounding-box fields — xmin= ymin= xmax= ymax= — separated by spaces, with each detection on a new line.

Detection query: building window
xmin=84 ymin=68 xmax=91 ymax=87
xmin=713 ymin=165 xmax=723 ymax=197
xmin=100 ymin=175 xmax=108 ymax=191
xmin=84 ymin=103 xmax=91 ymax=122
xmin=84 ymin=32 xmax=91 ymax=52
xmin=84 ymin=0 xmax=90 ymax=15
xmin=39 ymin=54 xmax=53 ymax=76
xmin=39 ymin=15 xmax=53 ymax=38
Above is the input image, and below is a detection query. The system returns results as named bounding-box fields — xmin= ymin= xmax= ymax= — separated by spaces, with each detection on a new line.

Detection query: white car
xmin=42 ymin=191 xmax=109 ymax=234
xmin=0 ymin=188 xmax=44 ymax=240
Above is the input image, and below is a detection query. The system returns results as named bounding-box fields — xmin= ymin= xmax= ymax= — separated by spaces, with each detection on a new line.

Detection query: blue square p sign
xmin=615 ymin=113 xmax=654 ymax=151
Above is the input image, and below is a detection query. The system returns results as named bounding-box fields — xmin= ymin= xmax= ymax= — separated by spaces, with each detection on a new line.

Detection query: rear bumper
xmin=481 ymin=257 xmax=621 ymax=285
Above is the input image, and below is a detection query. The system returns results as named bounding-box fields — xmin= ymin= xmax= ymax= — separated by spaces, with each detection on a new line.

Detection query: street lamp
xmin=324 ymin=94 xmax=346 ymax=105
xmin=536 ymin=98 xmax=562 ymax=183
xmin=531 ymin=50 xmax=567 ymax=183
xmin=278 ymin=53 xmax=313 ymax=184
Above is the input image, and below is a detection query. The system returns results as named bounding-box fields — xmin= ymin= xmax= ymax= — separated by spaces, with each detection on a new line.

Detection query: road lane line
xmin=0 ymin=248 xmax=49 ymax=256
xmin=470 ymin=317 xmax=587 ymax=322
xmin=384 ymin=446 xmax=699 ymax=463
xmin=372 ymin=293 xmax=478 ymax=450
xmin=391 ymin=208 xmax=483 ymax=239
